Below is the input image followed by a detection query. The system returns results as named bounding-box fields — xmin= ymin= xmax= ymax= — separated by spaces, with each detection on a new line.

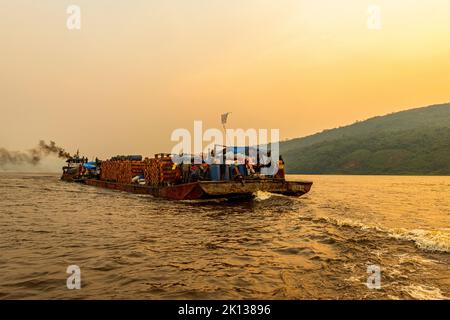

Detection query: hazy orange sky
xmin=1 ymin=0 xmax=450 ymax=163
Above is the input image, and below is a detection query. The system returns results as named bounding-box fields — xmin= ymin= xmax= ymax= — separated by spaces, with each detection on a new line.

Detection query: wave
xmin=401 ymin=284 xmax=448 ymax=300
xmin=390 ymin=228 xmax=450 ymax=253
xmin=317 ymin=216 xmax=383 ymax=232
xmin=318 ymin=216 xmax=450 ymax=253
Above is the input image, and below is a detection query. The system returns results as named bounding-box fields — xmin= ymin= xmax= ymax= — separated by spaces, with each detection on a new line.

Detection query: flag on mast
xmin=221 ymin=112 xmax=231 ymax=129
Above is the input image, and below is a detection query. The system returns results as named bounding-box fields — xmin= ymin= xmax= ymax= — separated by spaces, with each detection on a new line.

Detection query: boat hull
xmin=77 ymin=178 xmax=312 ymax=200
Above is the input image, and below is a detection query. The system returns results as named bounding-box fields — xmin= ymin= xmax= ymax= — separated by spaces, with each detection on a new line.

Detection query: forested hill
xmin=281 ymin=103 xmax=450 ymax=175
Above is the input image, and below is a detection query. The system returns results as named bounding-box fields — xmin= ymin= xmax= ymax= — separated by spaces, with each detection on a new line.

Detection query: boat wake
xmin=400 ymin=284 xmax=448 ymax=300
xmin=316 ymin=216 xmax=450 ymax=253
xmin=254 ymin=191 xmax=275 ymax=201
xmin=390 ymin=228 xmax=450 ymax=253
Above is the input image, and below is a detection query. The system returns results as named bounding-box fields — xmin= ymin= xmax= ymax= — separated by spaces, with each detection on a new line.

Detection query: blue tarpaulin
xmin=222 ymin=145 xmax=269 ymax=155
xmin=83 ymin=162 xmax=96 ymax=170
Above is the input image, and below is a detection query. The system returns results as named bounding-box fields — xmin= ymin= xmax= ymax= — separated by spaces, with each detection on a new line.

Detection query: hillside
xmin=281 ymin=103 xmax=450 ymax=175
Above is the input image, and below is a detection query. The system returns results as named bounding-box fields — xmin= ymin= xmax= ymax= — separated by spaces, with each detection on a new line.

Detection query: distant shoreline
xmin=288 ymin=173 xmax=450 ymax=177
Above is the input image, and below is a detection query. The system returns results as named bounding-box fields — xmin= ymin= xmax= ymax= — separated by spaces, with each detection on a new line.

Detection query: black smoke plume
xmin=0 ymin=141 xmax=71 ymax=167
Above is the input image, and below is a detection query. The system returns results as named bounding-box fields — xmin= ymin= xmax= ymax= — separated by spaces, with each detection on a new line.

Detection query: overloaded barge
xmin=61 ymin=148 xmax=312 ymax=200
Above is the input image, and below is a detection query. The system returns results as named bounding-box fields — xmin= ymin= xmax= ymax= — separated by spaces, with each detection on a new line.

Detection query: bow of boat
xmin=197 ymin=179 xmax=313 ymax=198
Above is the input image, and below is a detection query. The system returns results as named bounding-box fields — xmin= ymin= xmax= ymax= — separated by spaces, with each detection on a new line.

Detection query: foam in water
xmin=397 ymin=254 xmax=439 ymax=266
xmin=320 ymin=216 xmax=450 ymax=253
xmin=401 ymin=284 xmax=448 ymax=300
xmin=390 ymin=228 xmax=450 ymax=253
xmin=254 ymin=191 xmax=274 ymax=201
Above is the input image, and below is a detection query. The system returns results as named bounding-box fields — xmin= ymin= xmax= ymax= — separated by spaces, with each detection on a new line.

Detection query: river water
xmin=0 ymin=173 xmax=448 ymax=299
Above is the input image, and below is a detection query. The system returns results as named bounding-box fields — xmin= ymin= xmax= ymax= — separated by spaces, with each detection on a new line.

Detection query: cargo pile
xmin=100 ymin=159 xmax=145 ymax=184
xmin=144 ymin=154 xmax=180 ymax=186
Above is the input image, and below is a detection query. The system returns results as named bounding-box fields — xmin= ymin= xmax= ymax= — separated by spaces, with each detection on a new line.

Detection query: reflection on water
xmin=0 ymin=173 xmax=448 ymax=299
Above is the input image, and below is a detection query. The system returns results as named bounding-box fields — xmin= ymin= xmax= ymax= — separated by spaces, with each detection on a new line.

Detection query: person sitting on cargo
xmin=260 ymin=151 xmax=271 ymax=167
xmin=245 ymin=157 xmax=256 ymax=176
xmin=259 ymin=151 xmax=273 ymax=176
xmin=233 ymin=164 xmax=243 ymax=182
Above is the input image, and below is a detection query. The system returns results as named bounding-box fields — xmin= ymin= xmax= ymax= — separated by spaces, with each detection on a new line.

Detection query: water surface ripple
xmin=0 ymin=173 xmax=449 ymax=299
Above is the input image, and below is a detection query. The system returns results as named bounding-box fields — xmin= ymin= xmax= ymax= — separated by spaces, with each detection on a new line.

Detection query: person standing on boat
xmin=275 ymin=155 xmax=285 ymax=179
xmin=190 ymin=164 xmax=200 ymax=182
xmin=181 ymin=154 xmax=191 ymax=183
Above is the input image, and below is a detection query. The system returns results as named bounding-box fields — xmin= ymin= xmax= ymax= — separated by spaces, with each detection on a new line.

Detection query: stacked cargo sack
xmin=144 ymin=154 xmax=180 ymax=186
xmin=100 ymin=157 xmax=145 ymax=184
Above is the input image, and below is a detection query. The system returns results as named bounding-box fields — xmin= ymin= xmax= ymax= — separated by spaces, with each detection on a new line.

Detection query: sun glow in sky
xmin=1 ymin=0 xmax=450 ymax=159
